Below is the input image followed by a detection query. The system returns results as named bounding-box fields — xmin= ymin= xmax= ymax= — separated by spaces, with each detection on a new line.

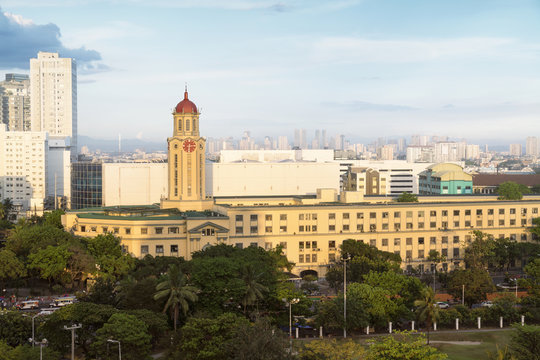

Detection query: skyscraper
xmin=30 ymin=52 xmax=77 ymax=160
xmin=509 ymin=144 xmax=522 ymax=157
xmin=526 ymin=137 xmax=539 ymax=156
xmin=0 ymin=74 xmax=30 ymax=131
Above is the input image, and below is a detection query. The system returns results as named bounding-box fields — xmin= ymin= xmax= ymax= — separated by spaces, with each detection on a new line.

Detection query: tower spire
xmin=184 ymin=83 xmax=188 ymax=99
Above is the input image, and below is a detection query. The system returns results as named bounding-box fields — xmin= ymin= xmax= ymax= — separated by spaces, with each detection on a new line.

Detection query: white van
xmin=51 ymin=297 xmax=75 ymax=307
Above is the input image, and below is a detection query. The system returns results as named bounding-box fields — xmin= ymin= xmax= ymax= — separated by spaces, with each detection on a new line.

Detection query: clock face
xmin=183 ymin=139 xmax=196 ymax=153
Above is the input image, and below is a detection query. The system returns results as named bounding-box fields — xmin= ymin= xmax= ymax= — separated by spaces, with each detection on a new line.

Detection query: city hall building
xmin=62 ymin=92 xmax=540 ymax=277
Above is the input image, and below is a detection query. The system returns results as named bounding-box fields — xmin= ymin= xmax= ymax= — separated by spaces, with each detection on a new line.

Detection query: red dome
xmin=175 ymin=90 xmax=198 ymax=114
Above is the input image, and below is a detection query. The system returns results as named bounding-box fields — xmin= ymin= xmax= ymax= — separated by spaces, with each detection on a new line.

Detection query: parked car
xmin=436 ymin=302 xmax=450 ymax=309
xmin=50 ymin=297 xmax=75 ymax=308
xmin=480 ymin=301 xmax=493 ymax=308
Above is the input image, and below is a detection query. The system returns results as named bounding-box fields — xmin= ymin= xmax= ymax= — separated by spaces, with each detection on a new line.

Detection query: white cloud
xmin=312 ymin=36 xmax=519 ymax=63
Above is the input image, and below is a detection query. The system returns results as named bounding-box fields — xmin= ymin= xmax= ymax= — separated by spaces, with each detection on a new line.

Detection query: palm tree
xmin=414 ymin=287 xmax=439 ymax=345
xmin=240 ymin=263 xmax=268 ymax=314
xmin=154 ymin=264 xmax=198 ymax=330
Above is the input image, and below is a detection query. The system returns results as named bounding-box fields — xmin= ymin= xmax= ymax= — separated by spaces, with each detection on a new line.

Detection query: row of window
xmin=79 ymin=225 xmax=215 ymax=236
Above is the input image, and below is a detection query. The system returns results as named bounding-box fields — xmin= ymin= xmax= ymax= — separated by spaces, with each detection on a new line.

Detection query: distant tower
xmin=118 ymin=133 xmax=122 ymax=153
xmin=0 ymin=73 xmax=30 ymax=131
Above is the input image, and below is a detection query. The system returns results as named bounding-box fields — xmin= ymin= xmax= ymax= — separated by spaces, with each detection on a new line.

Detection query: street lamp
xmin=22 ymin=313 xmax=40 ymax=347
xmin=282 ymin=298 xmax=299 ymax=352
xmin=107 ymin=339 xmax=122 ymax=360
xmin=343 ymin=254 xmax=351 ymax=338
xmin=31 ymin=338 xmax=48 ymax=360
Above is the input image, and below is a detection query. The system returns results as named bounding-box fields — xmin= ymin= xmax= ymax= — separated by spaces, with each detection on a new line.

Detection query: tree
xmin=176 ymin=313 xmax=249 ymax=360
xmin=226 ymin=318 xmax=293 ymax=360
xmin=65 ymin=242 xmax=95 ymax=288
xmin=497 ymin=181 xmax=531 ymax=200
xmin=509 ymin=324 xmax=540 ymax=360
xmin=240 ymin=263 xmax=268 ymax=314
xmin=367 ymin=331 xmax=447 ymax=360
xmin=487 ymin=345 xmax=516 ymax=360
xmin=363 ymin=270 xmax=424 ymax=309
xmin=521 ymin=258 xmax=540 ymax=296
xmin=91 ymin=313 xmax=152 ymax=360
xmin=530 ymin=218 xmax=540 ymax=241
xmin=491 ymin=237 xmax=520 ymax=271
xmin=85 ymin=234 xmax=134 ymax=280
xmin=448 ymin=269 xmax=495 ymax=306
xmin=27 ymin=245 xmax=71 ymax=286
xmin=464 ymin=231 xmax=495 ymax=270
xmin=0 ymin=249 xmax=26 ymax=288
xmin=299 ymin=339 xmax=365 ymax=360
xmin=414 ymin=287 xmax=439 ymax=344
xmin=126 ymin=309 xmax=169 ymax=346
xmin=427 ymin=250 xmax=446 ymax=290
xmin=154 ymin=264 xmax=198 ymax=330
xmin=6 ymin=222 xmax=72 ymax=258
xmin=0 ymin=312 xmax=32 ymax=347
xmin=396 ymin=192 xmax=419 ymax=202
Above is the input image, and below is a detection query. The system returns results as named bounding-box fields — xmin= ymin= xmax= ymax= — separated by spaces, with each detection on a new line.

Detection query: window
xmin=370 ymin=212 xmax=376 ymax=219
xmin=265 ymin=226 xmax=272 ymax=233
xmin=168 ymin=227 xmax=179 ymax=234
xmin=113 ymin=227 xmax=119 ymax=234
xmin=510 ymin=219 xmax=516 ymax=226
xmin=312 ymin=254 xmax=317 ymax=263
xmin=299 ymin=225 xmax=305 ymax=232
xmin=125 ymin=228 xmax=131 ymax=235
xmin=406 ymin=223 xmax=413 ymax=229
xmin=250 ymin=242 xmax=258 ymax=248
xmin=442 ymin=236 xmax=448 ymax=244
xmin=453 ymin=236 xmax=460 ymax=244
xmin=299 ymin=214 xmax=305 ymax=220
xmin=280 ymin=214 xmax=287 ymax=221
xmin=265 ymin=214 xmax=272 ymax=221
xmin=418 ymin=250 xmax=424 ymax=259
xmin=102 ymin=226 xmax=109 ymax=233
xmin=357 ymin=212 xmax=364 ymax=219
xmin=329 ymin=225 xmax=335 ymax=231
xmin=476 ymin=209 xmax=483 ymax=215
xmin=370 ymin=239 xmax=376 ymax=247
xmin=521 ymin=208 xmax=527 ymax=216
xmin=406 ymin=211 xmax=413 ymax=217
xmin=343 ymin=224 xmax=350 ymax=231
xmin=299 ymin=255 xmax=304 ymax=263
xmin=171 ymin=245 xmax=178 ymax=253
xmin=488 ymin=220 xmax=494 ymax=226
xmin=521 ymin=234 xmax=528 ymax=241
xmin=521 ymin=219 xmax=527 ymax=226
xmin=370 ymin=224 xmax=376 ymax=232
xmin=418 ymin=211 xmax=424 ymax=218
xmin=418 ymin=237 xmax=425 ymax=245
xmin=381 ymin=223 xmax=388 ymax=230
xmin=312 ymin=225 xmax=318 ymax=231
xmin=280 ymin=226 xmax=287 ymax=232
xmin=394 ymin=212 xmax=401 ymax=218
xmin=155 ymin=227 xmax=163 ymax=234
xmin=305 ymin=254 xmax=311 ymax=263
xmin=329 ymin=213 xmax=336 ymax=220
xmin=488 ymin=209 xmax=494 ymax=215
xmin=156 ymin=245 xmax=164 ymax=254
xmin=499 ymin=209 xmax=505 ymax=215
xmin=236 ymin=215 xmax=243 ymax=222
xmin=430 ymin=210 xmax=437 ymax=217
xmin=394 ymin=223 xmax=401 ymax=231
xmin=454 ymin=221 xmax=459 ymax=227
xmin=141 ymin=227 xmax=148 ymax=235
xmin=453 ymin=210 xmax=460 ymax=216
xmin=394 ymin=238 xmax=401 ymax=246
xmin=236 ymin=243 xmax=243 ymax=249
xmin=465 ymin=210 xmax=471 ymax=216
xmin=382 ymin=238 xmax=388 ymax=246
xmin=510 ymin=208 xmax=516 ymax=214
xmin=442 ymin=210 xmax=448 ymax=216
xmin=80 ymin=225 xmax=86 ymax=232
xmin=430 ymin=222 xmax=437 ymax=228
xmin=382 ymin=212 xmax=389 ymax=218
xmin=453 ymin=248 xmax=460 ymax=258
xmin=477 ymin=220 xmax=483 ymax=227
xmin=141 ymin=245 xmax=149 ymax=254
xmin=279 ymin=241 xmax=287 ymax=249
xmin=329 ymin=240 xmax=336 ymax=249
xmin=343 ymin=213 xmax=350 ymax=219
xmin=465 ymin=221 xmax=471 ymax=227
xmin=236 ymin=226 xmax=243 ymax=234
xmin=357 ymin=224 xmax=364 ymax=232
xmin=442 ymin=248 xmax=448 ymax=257
xmin=406 ymin=250 xmax=412 ymax=259
xmin=533 ymin=208 xmax=538 ymax=214
xmin=406 ymin=238 xmax=413 ymax=245
xmin=329 ymin=253 xmax=336 ymax=262
xmin=499 ymin=220 xmax=505 ymax=226
xmin=250 ymin=226 xmax=258 ymax=234
xmin=418 ymin=222 xmax=424 ymax=229
xmin=250 ymin=214 xmax=258 ymax=221
xmin=312 ymin=214 xmax=318 ymax=220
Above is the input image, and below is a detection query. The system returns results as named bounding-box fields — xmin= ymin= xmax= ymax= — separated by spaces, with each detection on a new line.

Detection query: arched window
xmin=185 ymin=119 xmax=190 ymax=131
xmin=178 ymin=119 xmax=182 ymax=131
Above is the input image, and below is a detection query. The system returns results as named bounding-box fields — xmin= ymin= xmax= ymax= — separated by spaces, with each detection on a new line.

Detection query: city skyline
xmin=1 ymin=1 xmax=539 ymax=143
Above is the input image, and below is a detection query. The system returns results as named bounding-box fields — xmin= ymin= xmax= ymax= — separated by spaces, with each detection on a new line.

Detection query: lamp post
xmin=282 ymin=298 xmax=299 ymax=352
xmin=107 ymin=339 xmax=122 ymax=360
xmin=462 ymin=284 xmax=465 ymax=306
xmin=22 ymin=313 xmax=40 ymax=347
xmin=36 ymin=339 xmax=48 ymax=360
xmin=343 ymin=254 xmax=351 ymax=338
xmin=64 ymin=324 xmax=82 ymax=360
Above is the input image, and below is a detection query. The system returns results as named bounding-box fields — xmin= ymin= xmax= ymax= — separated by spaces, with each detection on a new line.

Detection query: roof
xmin=175 ymin=90 xmax=198 ymax=114
xmin=472 ymin=174 xmax=540 ymax=187
xmin=188 ymin=222 xmax=229 ymax=233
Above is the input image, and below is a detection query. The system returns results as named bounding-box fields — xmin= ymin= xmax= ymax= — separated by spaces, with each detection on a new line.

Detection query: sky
xmin=1 ymin=0 xmax=539 ymax=145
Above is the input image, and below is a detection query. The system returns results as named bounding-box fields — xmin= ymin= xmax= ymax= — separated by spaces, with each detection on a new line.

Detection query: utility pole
xmin=64 ymin=324 xmax=82 ymax=360
xmin=462 ymin=285 xmax=465 ymax=306
xmin=343 ymin=255 xmax=351 ymax=338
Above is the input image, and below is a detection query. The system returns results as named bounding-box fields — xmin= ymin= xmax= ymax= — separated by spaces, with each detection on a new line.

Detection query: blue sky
xmin=1 ymin=0 xmax=539 ymax=144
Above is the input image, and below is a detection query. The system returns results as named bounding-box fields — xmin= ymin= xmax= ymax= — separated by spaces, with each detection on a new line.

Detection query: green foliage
xmin=27 ymin=245 xmax=71 ymax=285
xmin=177 ymin=312 xmax=249 ymax=360
xmin=0 ymin=311 xmax=32 ymax=347
xmin=497 ymin=181 xmax=531 ymax=200
xmin=40 ymin=302 xmax=117 ymax=354
xmin=366 ymin=331 xmax=447 ymax=360
xmin=82 ymin=277 xmax=117 ymax=306
xmin=126 ymin=309 xmax=168 ymax=346
xmin=0 ymin=249 xmax=26 ymax=286
xmin=132 ymin=255 xmax=185 ymax=280
xmin=509 ymin=324 xmax=540 ymax=360
xmin=363 ymin=270 xmax=424 ymax=309
xmin=240 ymin=263 xmax=268 ymax=314
xmin=521 ymin=258 xmax=540 ymax=297
xmin=91 ymin=313 xmax=152 ymax=360
xmin=0 ymin=342 xmax=60 ymax=360
xmin=530 ymin=217 xmax=540 ymax=241
xmin=154 ymin=264 xmax=199 ymax=330
xmin=226 ymin=318 xmax=293 ymax=360
xmin=448 ymin=268 xmax=495 ymax=306
xmin=6 ymin=222 xmax=71 ymax=258
xmin=491 ymin=237 xmax=520 ymax=271
xmin=414 ymin=287 xmax=439 ymax=344
xmin=396 ymin=192 xmax=419 ymax=202
xmin=85 ymin=233 xmax=134 ymax=280
xmin=299 ymin=339 xmax=365 ymax=360
xmin=116 ymin=276 xmax=161 ymax=312
xmin=464 ymin=231 xmax=495 ymax=270
xmin=314 ymin=299 xmax=341 ymax=330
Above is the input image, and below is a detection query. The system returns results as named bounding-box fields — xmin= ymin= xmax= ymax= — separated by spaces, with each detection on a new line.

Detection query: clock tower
xmin=162 ymin=88 xmax=212 ymax=211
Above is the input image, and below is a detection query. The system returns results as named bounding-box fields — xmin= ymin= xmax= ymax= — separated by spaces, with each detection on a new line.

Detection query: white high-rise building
xmin=0 ymin=74 xmax=31 ymax=131
xmin=509 ymin=144 xmax=522 ymax=157
xmin=526 ymin=137 xmax=539 ymax=156
xmin=0 ymin=124 xmax=48 ymax=212
xmin=30 ymin=52 xmax=77 ymax=161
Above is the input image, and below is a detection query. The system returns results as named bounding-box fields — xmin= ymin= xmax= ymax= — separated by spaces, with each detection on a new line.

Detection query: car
xmin=50 ymin=297 xmax=75 ymax=308
xmin=436 ymin=302 xmax=450 ymax=309
xmin=480 ymin=301 xmax=493 ymax=308
xmin=15 ymin=300 xmax=40 ymax=310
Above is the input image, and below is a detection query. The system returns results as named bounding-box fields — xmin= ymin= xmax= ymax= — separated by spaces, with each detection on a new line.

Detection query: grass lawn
xmin=428 ymin=330 xmax=514 ymax=360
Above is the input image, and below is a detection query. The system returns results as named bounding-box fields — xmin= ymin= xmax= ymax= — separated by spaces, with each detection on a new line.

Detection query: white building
xmin=0 ymin=74 xmax=31 ymax=131
xmin=0 ymin=125 xmax=47 ymax=211
xmin=206 ymin=161 xmax=340 ymax=197
xmin=219 ymin=149 xmax=334 ymax=163
xmin=377 ymin=145 xmax=394 ymax=160
xmin=526 ymin=137 xmax=539 ymax=156
xmin=509 ymin=144 xmax=522 ymax=157
xmin=30 ymin=52 xmax=77 ymax=161
xmin=47 ymin=137 xmax=72 ymax=206
xmin=406 ymin=146 xmax=434 ymax=163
